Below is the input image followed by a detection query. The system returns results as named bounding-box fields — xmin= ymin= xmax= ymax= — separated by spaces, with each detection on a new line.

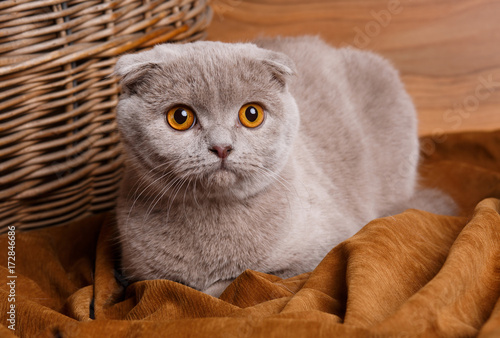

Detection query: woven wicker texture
xmin=0 ymin=0 xmax=212 ymax=233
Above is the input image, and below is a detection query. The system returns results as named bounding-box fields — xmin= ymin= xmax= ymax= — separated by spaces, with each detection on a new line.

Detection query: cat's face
xmin=115 ymin=41 xmax=299 ymax=200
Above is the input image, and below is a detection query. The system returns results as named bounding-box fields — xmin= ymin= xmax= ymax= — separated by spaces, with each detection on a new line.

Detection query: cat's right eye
xmin=166 ymin=105 xmax=196 ymax=131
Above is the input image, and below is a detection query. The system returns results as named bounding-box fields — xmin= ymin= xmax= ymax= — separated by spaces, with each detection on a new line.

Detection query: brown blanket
xmin=1 ymin=130 xmax=499 ymax=337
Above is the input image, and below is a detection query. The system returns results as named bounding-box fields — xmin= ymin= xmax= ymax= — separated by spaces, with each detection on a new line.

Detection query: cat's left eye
xmin=239 ymin=103 xmax=265 ymax=128
xmin=166 ymin=106 xmax=196 ymax=131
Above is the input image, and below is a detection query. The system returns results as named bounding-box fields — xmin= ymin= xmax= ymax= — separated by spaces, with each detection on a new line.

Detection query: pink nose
xmin=209 ymin=145 xmax=232 ymax=159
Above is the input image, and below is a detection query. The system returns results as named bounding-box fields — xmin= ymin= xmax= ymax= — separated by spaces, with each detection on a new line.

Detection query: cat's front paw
xmin=202 ymin=279 xmax=235 ymax=298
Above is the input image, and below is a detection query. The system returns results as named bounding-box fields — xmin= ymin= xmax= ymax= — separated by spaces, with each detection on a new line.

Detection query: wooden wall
xmin=207 ymin=0 xmax=500 ymax=136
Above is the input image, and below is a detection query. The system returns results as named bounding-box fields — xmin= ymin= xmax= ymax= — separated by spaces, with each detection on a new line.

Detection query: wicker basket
xmin=0 ymin=0 xmax=212 ymax=233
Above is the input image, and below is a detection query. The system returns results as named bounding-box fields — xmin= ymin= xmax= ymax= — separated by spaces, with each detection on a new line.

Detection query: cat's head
xmin=115 ymin=41 xmax=299 ymax=200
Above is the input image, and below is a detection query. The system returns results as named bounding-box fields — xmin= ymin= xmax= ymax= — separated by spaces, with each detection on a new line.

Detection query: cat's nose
xmin=209 ymin=145 xmax=233 ymax=159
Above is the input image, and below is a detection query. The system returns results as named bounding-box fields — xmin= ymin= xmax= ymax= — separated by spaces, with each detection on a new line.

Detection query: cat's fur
xmin=115 ymin=36 xmax=455 ymax=297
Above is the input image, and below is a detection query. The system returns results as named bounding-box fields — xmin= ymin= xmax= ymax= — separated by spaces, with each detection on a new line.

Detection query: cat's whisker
xmin=247 ymin=167 xmax=295 ymax=217
xmin=142 ymin=175 xmax=184 ymax=225
xmin=137 ymin=163 xmax=188 ymax=224
xmin=256 ymin=165 xmax=303 ymax=210
xmin=127 ymin=158 xmax=177 ymax=200
xmin=251 ymin=170 xmax=294 ymax=228
xmin=250 ymin=164 xmax=296 ymax=196
xmin=127 ymin=156 xmax=180 ymax=195
xmin=165 ymin=177 xmax=189 ymax=226
xmin=126 ymin=165 xmax=178 ymax=229
xmin=182 ymin=177 xmax=193 ymax=220
xmin=192 ymin=172 xmax=202 ymax=209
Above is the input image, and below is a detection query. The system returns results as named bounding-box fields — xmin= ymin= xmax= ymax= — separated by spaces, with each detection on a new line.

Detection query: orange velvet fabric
xmin=0 ymin=130 xmax=499 ymax=337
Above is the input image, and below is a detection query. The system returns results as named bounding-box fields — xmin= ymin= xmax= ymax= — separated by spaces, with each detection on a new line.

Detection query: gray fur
xmin=115 ymin=36 xmax=456 ymax=297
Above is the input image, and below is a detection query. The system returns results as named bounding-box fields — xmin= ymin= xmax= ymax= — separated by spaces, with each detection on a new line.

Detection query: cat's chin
xmin=199 ymin=167 xmax=257 ymax=200
xmin=211 ymin=168 xmax=237 ymax=186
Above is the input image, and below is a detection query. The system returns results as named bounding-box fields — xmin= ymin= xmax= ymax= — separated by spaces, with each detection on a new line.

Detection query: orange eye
xmin=166 ymin=106 xmax=196 ymax=131
xmin=238 ymin=103 xmax=264 ymax=128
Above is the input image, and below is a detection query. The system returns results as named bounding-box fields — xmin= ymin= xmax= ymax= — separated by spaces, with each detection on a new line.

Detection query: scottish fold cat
xmin=115 ymin=36 xmax=455 ymax=297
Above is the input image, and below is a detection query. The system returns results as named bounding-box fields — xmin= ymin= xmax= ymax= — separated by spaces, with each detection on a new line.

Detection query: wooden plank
xmin=208 ymin=0 xmax=500 ymax=136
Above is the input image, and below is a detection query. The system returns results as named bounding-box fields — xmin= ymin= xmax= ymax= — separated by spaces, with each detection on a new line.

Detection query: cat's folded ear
xmin=114 ymin=53 xmax=160 ymax=96
xmin=260 ymin=50 xmax=297 ymax=88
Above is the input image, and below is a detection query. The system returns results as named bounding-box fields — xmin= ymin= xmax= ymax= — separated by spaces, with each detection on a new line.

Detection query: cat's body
xmin=115 ymin=36 xmax=454 ymax=297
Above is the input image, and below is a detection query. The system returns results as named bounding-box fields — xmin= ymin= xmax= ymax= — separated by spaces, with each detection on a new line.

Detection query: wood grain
xmin=207 ymin=0 xmax=500 ymax=136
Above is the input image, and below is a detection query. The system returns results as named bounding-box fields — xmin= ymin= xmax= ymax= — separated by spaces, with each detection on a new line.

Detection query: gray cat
xmin=114 ymin=36 xmax=455 ymax=297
